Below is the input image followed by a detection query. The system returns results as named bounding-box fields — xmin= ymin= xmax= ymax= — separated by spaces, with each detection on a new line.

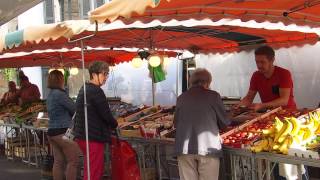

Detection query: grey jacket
xmin=46 ymin=88 xmax=75 ymax=129
xmin=174 ymin=87 xmax=230 ymax=157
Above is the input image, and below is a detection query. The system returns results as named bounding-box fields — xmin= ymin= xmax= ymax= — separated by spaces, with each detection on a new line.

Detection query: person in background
xmin=174 ymin=68 xmax=231 ymax=180
xmin=46 ymin=70 xmax=79 ymax=180
xmin=239 ymin=45 xmax=297 ymax=111
xmin=74 ymin=61 xmax=118 ymax=180
xmin=18 ymin=75 xmax=41 ymax=105
xmin=1 ymin=81 xmax=19 ymax=105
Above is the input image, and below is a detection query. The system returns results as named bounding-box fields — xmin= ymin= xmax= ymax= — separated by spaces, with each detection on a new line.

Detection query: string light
xmin=148 ymin=55 xmax=161 ymax=67
xmin=70 ymin=67 xmax=79 ymax=75
xmin=131 ymin=56 xmax=143 ymax=68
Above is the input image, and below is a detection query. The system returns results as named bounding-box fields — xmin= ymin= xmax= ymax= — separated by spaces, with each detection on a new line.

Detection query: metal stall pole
xmin=80 ymin=40 xmax=91 ymax=180
xmin=156 ymin=141 xmax=161 ymax=179
xmin=152 ymin=69 xmax=155 ymax=106
xmin=69 ymin=22 xmax=98 ymax=180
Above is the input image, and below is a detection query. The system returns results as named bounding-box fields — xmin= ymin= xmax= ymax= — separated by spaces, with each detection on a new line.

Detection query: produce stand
xmin=1 ymin=97 xmax=319 ymax=180
xmin=111 ymin=107 xmax=320 ymax=180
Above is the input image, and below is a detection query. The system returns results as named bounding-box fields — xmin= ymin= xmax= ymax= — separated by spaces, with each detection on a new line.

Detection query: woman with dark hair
xmin=74 ymin=61 xmax=118 ymax=180
xmin=46 ymin=70 xmax=79 ymax=180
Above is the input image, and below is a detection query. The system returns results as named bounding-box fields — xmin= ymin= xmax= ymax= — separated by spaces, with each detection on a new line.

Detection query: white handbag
xmin=62 ymin=112 xmax=76 ymax=140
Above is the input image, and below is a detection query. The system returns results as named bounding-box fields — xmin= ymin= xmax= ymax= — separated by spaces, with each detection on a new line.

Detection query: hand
xmin=250 ymin=103 xmax=265 ymax=112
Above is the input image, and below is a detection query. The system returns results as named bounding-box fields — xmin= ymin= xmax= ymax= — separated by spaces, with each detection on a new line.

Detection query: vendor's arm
xmin=238 ymin=72 xmax=258 ymax=107
xmin=253 ymin=88 xmax=290 ymax=111
xmin=239 ymin=90 xmax=256 ymax=107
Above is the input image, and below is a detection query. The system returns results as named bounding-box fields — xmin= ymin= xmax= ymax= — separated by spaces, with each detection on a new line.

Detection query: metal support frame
xmin=68 ymin=21 xmax=98 ymax=180
xmin=1 ymin=123 xmax=48 ymax=167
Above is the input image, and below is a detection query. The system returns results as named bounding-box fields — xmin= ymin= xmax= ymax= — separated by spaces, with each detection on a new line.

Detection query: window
xmin=80 ymin=0 xmax=110 ymax=18
xmin=96 ymin=0 xmax=105 ymax=7
xmin=44 ymin=0 xmax=55 ymax=23
xmin=80 ymin=0 xmax=90 ymax=19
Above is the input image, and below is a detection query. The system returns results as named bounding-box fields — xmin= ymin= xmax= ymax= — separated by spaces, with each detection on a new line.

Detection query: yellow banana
xmin=279 ymin=137 xmax=290 ymax=154
xmin=301 ymin=116 xmax=314 ymax=129
xmin=315 ymin=124 xmax=320 ymax=135
xmin=262 ymin=127 xmax=275 ymax=135
xmin=311 ymin=112 xmax=320 ymax=131
xmin=274 ymin=117 xmax=284 ymax=132
xmin=251 ymin=139 xmax=269 ymax=153
xmin=302 ymin=128 xmax=315 ymax=144
xmin=264 ymin=138 xmax=273 ymax=151
xmin=273 ymin=143 xmax=280 ymax=150
xmin=316 ymin=111 xmax=320 ymax=121
xmin=289 ymin=117 xmax=300 ymax=136
xmin=287 ymin=135 xmax=294 ymax=148
xmin=277 ymin=119 xmax=293 ymax=143
xmin=274 ymin=120 xmax=288 ymax=142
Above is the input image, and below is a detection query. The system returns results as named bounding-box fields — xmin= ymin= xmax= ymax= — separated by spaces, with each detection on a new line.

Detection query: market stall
xmin=87 ymin=1 xmax=320 ymax=179
xmin=1 ymin=1 xmax=320 ymax=180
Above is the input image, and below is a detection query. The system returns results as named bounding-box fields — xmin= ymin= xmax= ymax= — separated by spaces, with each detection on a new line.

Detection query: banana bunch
xmin=250 ymin=111 xmax=320 ymax=154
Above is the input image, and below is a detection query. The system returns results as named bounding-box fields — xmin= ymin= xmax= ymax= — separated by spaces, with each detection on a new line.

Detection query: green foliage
xmin=2 ymin=68 xmax=17 ymax=81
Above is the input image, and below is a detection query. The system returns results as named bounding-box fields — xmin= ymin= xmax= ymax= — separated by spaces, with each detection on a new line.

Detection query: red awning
xmin=0 ymin=49 xmax=177 ymax=68
xmin=90 ymin=0 xmax=320 ymax=28
xmin=1 ymin=25 xmax=317 ymax=55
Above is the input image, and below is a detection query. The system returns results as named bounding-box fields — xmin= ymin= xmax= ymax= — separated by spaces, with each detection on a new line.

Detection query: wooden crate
xmin=123 ymin=106 xmax=160 ymax=122
xmin=119 ymin=129 xmax=142 ymax=138
xmin=119 ymin=109 xmax=164 ymax=138
xmin=220 ymin=107 xmax=282 ymax=139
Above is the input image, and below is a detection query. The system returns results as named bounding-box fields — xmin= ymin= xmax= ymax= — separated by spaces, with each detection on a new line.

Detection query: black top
xmin=47 ymin=128 xmax=68 ymax=136
xmin=74 ymin=83 xmax=118 ymax=143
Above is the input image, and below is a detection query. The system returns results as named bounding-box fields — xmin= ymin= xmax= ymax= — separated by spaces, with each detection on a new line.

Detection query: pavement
xmin=0 ymin=155 xmax=41 ymax=180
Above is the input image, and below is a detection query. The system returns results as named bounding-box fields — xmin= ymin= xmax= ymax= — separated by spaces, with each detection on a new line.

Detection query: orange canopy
xmin=0 ymin=49 xmax=177 ymax=68
xmin=90 ymin=0 xmax=320 ymax=27
xmin=1 ymin=25 xmax=317 ymax=54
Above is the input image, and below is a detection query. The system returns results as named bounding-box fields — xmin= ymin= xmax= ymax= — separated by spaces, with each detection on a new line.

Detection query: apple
xmin=240 ymin=132 xmax=247 ymax=137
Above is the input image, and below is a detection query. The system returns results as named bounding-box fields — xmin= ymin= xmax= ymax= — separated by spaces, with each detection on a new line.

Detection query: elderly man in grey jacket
xmin=174 ymin=68 xmax=231 ymax=180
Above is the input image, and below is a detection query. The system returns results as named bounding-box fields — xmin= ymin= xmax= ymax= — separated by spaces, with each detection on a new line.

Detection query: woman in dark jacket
xmin=74 ymin=61 xmax=118 ymax=180
xmin=46 ymin=70 xmax=79 ymax=180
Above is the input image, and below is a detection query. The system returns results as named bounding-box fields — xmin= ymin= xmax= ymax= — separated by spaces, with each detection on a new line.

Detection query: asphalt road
xmin=0 ymin=156 xmax=41 ymax=180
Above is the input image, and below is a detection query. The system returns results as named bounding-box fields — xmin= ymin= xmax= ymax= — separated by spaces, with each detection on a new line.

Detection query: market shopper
xmin=46 ymin=70 xmax=79 ymax=180
xmin=174 ymin=68 xmax=231 ymax=180
xmin=0 ymin=81 xmax=19 ymax=105
xmin=74 ymin=61 xmax=118 ymax=180
xmin=18 ymin=75 xmax=41 ymax=105
xmin=239 ymin=45 xmax=297 ymax=111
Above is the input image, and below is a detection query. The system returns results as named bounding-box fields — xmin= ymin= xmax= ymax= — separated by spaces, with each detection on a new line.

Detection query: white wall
xmin=102 ymin=58 xmax=182 ymax=106
xmin=196 ymin=43 xmax=320 ymax=108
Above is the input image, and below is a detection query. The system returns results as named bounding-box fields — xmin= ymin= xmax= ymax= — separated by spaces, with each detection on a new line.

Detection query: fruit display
xmin=0 ymin=101 xmax=46 ymax=125
xmin=109 ymin=100 xmax=147 ymax=119
xmin=222 ymin=108 xmax=306 ymax=149
xmin=250 ymin=110 xmax=320 ymax=154
xmin=222 ymin=110 xmax=276 ymax=148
